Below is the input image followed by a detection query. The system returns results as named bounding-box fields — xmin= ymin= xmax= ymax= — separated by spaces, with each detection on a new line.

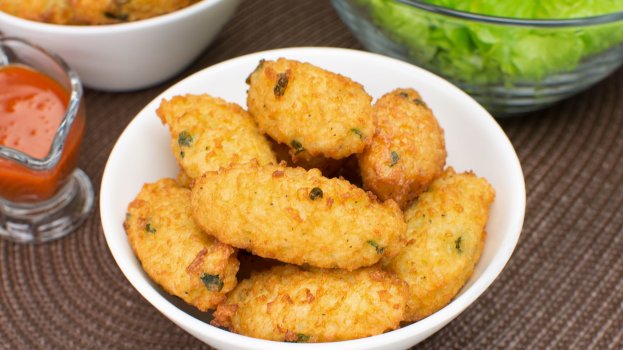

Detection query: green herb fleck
xmin=200 ymin=274 xmax=224 ymax=292
xmin=455 ymin=236 xmax=462 ymax=253
xmin=145 ymin=223 xmax=156 ymax=234
xmin=180 ymin=151 xmax=185 ymax=158
xmin=274 ymin=71 xmax=290 ymax=97
xmin=178 ymin=131 xmax=193 ymax=147
xmin=351 ymin=128 xmax=363 ymax=138
xmin=398 ymin=91 xmax=409 ymax=99
xmin=290 ymin=139 xmax=304 ymax=154
xmin=309 ymin=187 xmax=323 ymax=200
xmin=285 ymin=333 xmax=310 ymax=343
xmin=367 ymin=240 xmax=385 ymax=254
xmin=104 ymin=11 xmax=129 ymax=21
xmin=414 ymin=98 xmax=427 ymax=107
xmin=390 ymin=151 xmax=399 ymax=167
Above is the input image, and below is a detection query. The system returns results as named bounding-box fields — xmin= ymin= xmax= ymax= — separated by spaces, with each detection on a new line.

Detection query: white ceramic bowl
xmin=0 ymin=0 xmax=240 ymax=91
xmin=100 ymin=47 xmax=526 ymax=350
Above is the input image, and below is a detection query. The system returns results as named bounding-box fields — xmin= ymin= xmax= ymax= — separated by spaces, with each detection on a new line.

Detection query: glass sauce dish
xmin=0 ymin=37 xmax=93 ymax=243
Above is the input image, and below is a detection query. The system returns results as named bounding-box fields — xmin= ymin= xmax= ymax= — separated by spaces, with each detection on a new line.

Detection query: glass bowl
xmin=332 ymin=0 xmax=623 ymax=116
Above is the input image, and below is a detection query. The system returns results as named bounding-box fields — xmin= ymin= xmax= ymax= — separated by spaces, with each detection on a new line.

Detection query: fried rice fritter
xmin=156 ymin=94 xmax=276 ymax=181
xmin=124 ymin=178 xmax=239 ymax=311
xmin=0 ymin=0 xmax=199 ymax=25
xmin=191 ymin=163 xmax=406 ymax=270
xmin=212 ymin=265 xmax=408 ymax=342
xmin=246 ymin=58 xmax=374 ymax=160
xmin=359 ymin=88 xmax=446 ymax=209
xmin=383 ymin=167 xmax=495 ymax=322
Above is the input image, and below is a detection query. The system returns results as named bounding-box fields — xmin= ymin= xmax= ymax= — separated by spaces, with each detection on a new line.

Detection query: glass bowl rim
xmin=0 ymin=37 xmax=83 ymax=171
xmin=392 ymin=0 xmax=623 ymax=27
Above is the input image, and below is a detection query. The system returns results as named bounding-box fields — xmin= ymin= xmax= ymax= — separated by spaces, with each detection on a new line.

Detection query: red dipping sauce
xmin=0 ymin=65 xmax=85 ymax=203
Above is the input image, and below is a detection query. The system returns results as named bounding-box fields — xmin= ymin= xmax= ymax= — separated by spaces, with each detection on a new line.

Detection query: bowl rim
xmin=100 ymin=46 xmax=526 ymax=350
xmin=389 ymin=0 xmax=623 ymax=27
xmin=0 ymin=0 xmax=235 ymax=34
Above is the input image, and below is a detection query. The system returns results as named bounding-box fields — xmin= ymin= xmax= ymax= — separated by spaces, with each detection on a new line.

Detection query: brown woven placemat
xmin=1 ymin=1 xmax=622 ymax=349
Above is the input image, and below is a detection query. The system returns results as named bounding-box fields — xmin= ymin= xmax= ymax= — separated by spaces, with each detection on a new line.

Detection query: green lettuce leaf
xmin=362 ymin=0 xmax=623 ymax=84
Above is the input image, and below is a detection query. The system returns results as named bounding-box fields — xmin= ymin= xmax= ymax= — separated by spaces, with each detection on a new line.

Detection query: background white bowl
xmin=100 ymin=47 xmax=525 ymax=350
xmin=0 ymin=0 xmax=240 ymax=91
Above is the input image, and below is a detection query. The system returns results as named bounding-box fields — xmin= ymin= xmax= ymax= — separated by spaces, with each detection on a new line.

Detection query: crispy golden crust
xmin=0 ymin=0 xmax=198 ymax=25
xmin=156 ymin=94 xmax=276 ymax=179
xmin=191 ymin=163 xmax=406 ymax=270
xmin=359 ymin=88 xmax=446 ymax=209
xmin=246 ymin=58 xmax=374 ymax=160
xmin=383 ymin=168 xmax=495 ymax=322
xmin=124 ymin=178 xmax=239 ymax=311
xmin=212 ymin=265 xmax=408 ymax=342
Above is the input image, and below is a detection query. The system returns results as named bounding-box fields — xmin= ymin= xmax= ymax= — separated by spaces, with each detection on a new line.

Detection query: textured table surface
xmin=1 ymin=1 xmax=622 ymax=349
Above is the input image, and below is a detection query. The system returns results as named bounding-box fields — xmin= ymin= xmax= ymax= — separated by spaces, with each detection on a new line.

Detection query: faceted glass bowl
xmin=332 ymin=0 xmax=623 ymax=116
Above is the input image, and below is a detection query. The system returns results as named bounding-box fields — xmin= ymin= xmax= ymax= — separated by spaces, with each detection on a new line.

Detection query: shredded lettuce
xmin=362 ymin=0 xmax=623 ymax=84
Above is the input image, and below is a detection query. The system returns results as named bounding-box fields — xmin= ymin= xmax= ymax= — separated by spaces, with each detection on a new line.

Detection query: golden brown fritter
xmin=0 ymin=0 xmax=199 ymax=25
xmin=359 ymin=88 xmax=446 ymax=209
xmin=212 ymin=265 xmax=408 ymax=342
xmin=191 ymin=163 xmax=406 ymax=270
xmin=124 ymin=178 xmax=239 ymax=311
xmin=383 ymin=168 xmax=495 ymax=322
xmin=156 ymin=94 xmax=276 ymax=180
xmin=246 ymin=58 xmax=374 ymax=160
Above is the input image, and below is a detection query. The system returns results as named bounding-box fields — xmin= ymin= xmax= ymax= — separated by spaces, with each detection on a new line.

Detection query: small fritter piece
xmin=0 ymin=0 xmax=198 ymax=25
xmin=270 ymin=140 xmax=343 ymax=177
xmin=124 ymin=178 xmax=239 ymax=311
xmin=383 ymin=168 xmax=495 ymax=322
xmin=212 ymin=265 xmax=408 ymax=342
xmin=156 ymin=94 xmax=276 ymax=179
xmin=191 ymin=163 xmax=406 ymax=270
xmin=359 ymin=88 xmax=446 ymax=209
xmin=246 ymin=58 xmax=374 ymax=160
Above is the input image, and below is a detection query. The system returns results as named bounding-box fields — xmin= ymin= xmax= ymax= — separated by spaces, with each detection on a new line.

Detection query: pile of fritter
xmin=124 ymin=58 xmax=495 ymax=342
xmin=0 ymin=0 xmax=199 ymax=25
